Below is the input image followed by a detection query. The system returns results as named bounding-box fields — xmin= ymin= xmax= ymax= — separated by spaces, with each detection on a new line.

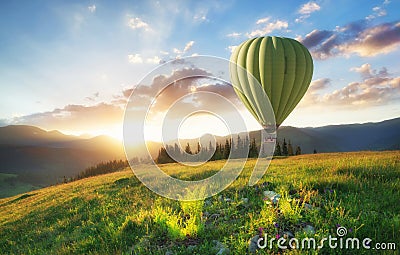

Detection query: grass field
xmin=0 ymin=151 xmax=399 ymax=254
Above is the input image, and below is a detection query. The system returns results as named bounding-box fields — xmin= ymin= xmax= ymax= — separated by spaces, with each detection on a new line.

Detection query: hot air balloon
xmin=229 ymin=36 xmax=313 ymax=129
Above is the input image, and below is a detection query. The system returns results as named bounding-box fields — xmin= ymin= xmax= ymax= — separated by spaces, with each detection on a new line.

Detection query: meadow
xmin=0 ymin=151 xmax=399 ymax=254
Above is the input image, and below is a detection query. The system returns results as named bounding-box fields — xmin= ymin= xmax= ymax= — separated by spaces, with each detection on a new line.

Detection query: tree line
xmin=71 ymin=159 xmax=129 ymax=182
xmin=156 ymin=136 xmax=304 ymax=164
xmin=274 ymin=138 xmax=302 ymax=156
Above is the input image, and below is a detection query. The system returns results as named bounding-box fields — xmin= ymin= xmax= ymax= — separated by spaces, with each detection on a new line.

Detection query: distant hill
xmin=161 ymin=117 xmax=400 ymax=155
xmin=0 ymin=125 xmax=78 ymax=146
xmin=0 ymin=126 xmax=125 ymax=191
xmin=277 ymin=118 xmax=400 ymax=153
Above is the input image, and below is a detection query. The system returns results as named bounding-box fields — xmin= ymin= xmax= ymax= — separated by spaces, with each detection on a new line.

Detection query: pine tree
xmin=185 ymin=143 xmax=192 ymax=154
xmin=295 ymin=146 xmax=302 ymax=155
xmin=231 ymin=139 xmax=235 ymax=158
xmin=274 ymin=142 xmax=282 ymax=156
xmin=282 ymin=138 xmax=288 ymax=156
xmin=224 ymin=139 xmax=231 ymax=159
xmin=197 ymin=142 xmax=201 ymax=154
xmin=313 ymin=149 xmax=317 ymax=154
xmin=237 ymin=135 xmax=242 ymax=151
xmin=244 ymin=136 xmax=250 ymax=152
xmin=249 ymin=138 xmax=258 ymax=158
xmin=210 ymin=141 xmax=216 ymax=161
xmin=288 ymin=140 xmax=294 ymax=156
xmin=174 ymin=143 xmax=181 ymax=158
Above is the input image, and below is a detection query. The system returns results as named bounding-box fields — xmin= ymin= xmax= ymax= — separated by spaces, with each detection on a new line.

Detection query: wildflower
xmin=276 ymin=234 xmax=280 ymax=239
xmin=336 ymin=224 xmax=341 ymax=228
xmin=273 ymin=222 xmax=279 ymax=228
xmin=263 ymin=197 xmax=268 ymax=201
xmin=349 ymin=228 xmax=353 ymax=233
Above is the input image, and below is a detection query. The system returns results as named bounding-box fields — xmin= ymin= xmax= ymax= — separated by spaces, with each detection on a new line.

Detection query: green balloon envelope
xmin=229 ymin=36 xmax=313 ymax=128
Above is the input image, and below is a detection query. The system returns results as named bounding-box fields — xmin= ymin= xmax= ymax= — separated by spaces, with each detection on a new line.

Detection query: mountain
xmin=159 ymin=117 xmax=400 ymax=154
xmin=0 ymin=125 xmax=79 ymax=146
xmin=268 ymin=118 xmax=400 ymax=153
xmin=0 ymin=126 xmax=125 ymax=193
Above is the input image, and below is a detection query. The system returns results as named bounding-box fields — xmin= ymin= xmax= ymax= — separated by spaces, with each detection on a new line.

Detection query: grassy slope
xmin=0 ymin=151 xmax=399 ymax=254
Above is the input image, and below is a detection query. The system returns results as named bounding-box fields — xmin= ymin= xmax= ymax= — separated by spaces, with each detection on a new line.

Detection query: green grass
xmin=0 ymin=151 xmax=399 ymax=254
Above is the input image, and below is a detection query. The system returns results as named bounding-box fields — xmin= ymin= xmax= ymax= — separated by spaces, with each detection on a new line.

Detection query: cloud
xmin=366 ymin=0 xmax=390 ymax=20
xmin=227 ymin=45 xmax=237 ymax=53
xmin=9 ymin=103 xmax=124 ymax=133
xmin=298 ymin=2 xmax=321 ymax=15
xmin=247 ymin=18 xmax=288 ymax=37
xmin=310 ymin=78 xmax=331 ymax=91
xmin=256 ymin=17 xmax=270 ymax=25
xmin=85 ymin=92 xmax=100 ymax=102
xmin=296 ymin=1 xmax=321 ymax=23
xmin=128 ymin=54 xmax=143 ymax=63
xmin=226 ymin=32 xmax=241 ymax=38
xmin=127 ymin=17 xmax=150 ymax=31
xmin=121 ymin=68 xmax=240 ymax=119
xmin=88 ymin=5 xmax=96 ymax=13
xmin=146 ymin=56 xmax=162 ymax=64
xmin=170 ymin=41 xmax=196 ymax=58
xmin=301 ymin=64 xmax=400 ymax=107
xmin=300 ymin=20 xmax=400 ymax=59
xmin=183 ymin=41 xmax=195 ymax=52
xmin=339 ymin=21 xmax=400 ymax=57
xmin=193 ymin=11 xmax=208 ymax=23
xmin=350 ymin=63 xmax=388 ymax=79
xmin=301 ymin=78 xmax=331 ymax=106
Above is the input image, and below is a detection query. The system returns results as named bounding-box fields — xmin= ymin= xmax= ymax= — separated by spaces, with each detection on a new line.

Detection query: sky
xmin=0 ymin=0 xmax=399 ymax=141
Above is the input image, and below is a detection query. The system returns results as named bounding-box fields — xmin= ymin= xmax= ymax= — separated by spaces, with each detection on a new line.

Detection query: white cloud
xmin=301 ymin=64 xmax=400 ymax=108
xmin=296 ymin=1 xmax=321 ymax=23
xmin=366 ymin=5 xmax=388 ymax=20
xmin=298 ymin=2 xmax=321 ymax=14
xmin=128 ymin=17 xmax=150 ymax=31
xmin=172 ymin=41 xmax=195 ymax=56
xmin=227 ymin=45 xmax=237 ymax=53
xmin=226 ymin=32 xmax=241 ymax=38
xmin=247 ymin=19 xmax=288 ymax=37
xmin=88 ymin=5 xmax=96 ymax=13
xmin=128 ymin=54 xmax=143 ymax=64
xmin=350 ymin=63 xmax=388 ymax=79
xmin=146 ymin=56 xmax=161 ymax=64
xmin=256 ymin=17 xmax=270 ymax=25
xmin=183 ymin=41 xmax=195 ymax=52
xmin=193 ymin=11 xmax=208 ymax=23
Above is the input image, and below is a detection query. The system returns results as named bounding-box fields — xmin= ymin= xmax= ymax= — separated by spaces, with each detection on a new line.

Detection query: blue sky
xmin=0 ymin=0 xmax=399 ymax=139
